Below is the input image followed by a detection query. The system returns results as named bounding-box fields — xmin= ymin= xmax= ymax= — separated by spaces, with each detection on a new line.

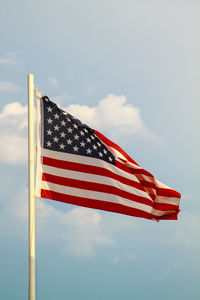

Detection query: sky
xmin=0 ymin=1 xmax=199 ymax=299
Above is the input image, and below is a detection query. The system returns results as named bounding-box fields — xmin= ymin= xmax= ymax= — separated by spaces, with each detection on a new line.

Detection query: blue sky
xmin=0 ymin=1 xmax=199 ymax=299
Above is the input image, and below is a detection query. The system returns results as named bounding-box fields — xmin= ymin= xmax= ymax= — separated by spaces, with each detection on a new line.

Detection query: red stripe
xmin=95 ymin=130 xmax=139 ymax=166
xmin=41 ymin=189 xmax=179 ymax=220
xmin=116 ymin=159 xmax=154 ymax=177
xmin=152 ymin=202 xmax=179 ymax=212
xmin=42 ymin=172 xmax=154 ymax=207
xmin=157 ymin=188 xmax=181 ymax=198
xmin=158 ymin=212 xmax=179 ymax=220
xmin=43 ymin=156 xmax=147 ymax=192
xmin=116 ymin=159 xmax=181 ymax=199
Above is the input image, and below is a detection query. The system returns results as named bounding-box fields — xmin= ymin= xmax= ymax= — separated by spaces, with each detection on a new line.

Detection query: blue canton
xmin=42 ymin=96 xmax=115 ymax=165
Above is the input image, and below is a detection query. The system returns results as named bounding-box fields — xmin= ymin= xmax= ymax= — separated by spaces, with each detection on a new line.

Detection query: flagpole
xmin=28 ymin=74 xmax=35 ymax=300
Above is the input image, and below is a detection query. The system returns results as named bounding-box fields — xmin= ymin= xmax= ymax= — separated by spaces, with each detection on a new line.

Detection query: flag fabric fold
xmin=35 ymin=95 xmax=181 ymax=221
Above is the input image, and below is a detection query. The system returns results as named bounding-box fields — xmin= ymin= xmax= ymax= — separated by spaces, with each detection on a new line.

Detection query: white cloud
xmin=0 ymin=102 xmax=27 ymax=121
xmin=48 ymin=76 xmax=59 ymax=87
xmin=0 ymin=58 xmax=17 ymax=67
xmin=0 ymin=189 xmax=114 ymax=257
xmin=0 ymin=53 xmax=18 ymax=67
xmin=0 ymin=81 xmax=21 ymax=92
xmin=111 ymin=256 xmax=120 ymax=264
xmin=87 ymin=86 xmax=95 ymax=94
xmin=41 ymin=204 xmax=114 ymax=257
xmin=65 ymin=94 xmax=159 ymax=142
xmin=128 ymin=253 xmax=136 ymax=261
xmin=0 ymin=102 xmax=28 ymax=164
xmin=60 ymin=207 xmax=114 ymax=257
xmin=0 ymin=135 xmax=27 ymax=164
xmin=53 ymin=91 xmax=76 ymax=105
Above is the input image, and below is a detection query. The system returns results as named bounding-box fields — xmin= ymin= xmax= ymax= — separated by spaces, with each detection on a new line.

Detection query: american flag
xmin=35 ymin=96 xmax=181 ymax=221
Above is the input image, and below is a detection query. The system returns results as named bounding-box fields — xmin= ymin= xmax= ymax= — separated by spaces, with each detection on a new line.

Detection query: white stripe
xmin=42 ymin=149 xmax=143 ymax=186
xmin=156 ymin=196 xmax=180 ymax=206
xmin=41 ymin=181 xmax=171 ymax=217
xmin=42 ymin=164 xmax=152 ymax=200
xmin=155 ymin=179 xmax=171 ymax=189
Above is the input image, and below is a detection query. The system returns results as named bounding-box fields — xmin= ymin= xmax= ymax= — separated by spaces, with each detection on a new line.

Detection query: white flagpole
xmin=28 ymin=74 xmax=35 ymax=300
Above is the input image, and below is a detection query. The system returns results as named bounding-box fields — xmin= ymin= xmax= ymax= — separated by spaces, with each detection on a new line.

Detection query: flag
xmin=35 ymin=95 xmax=181 ymax=221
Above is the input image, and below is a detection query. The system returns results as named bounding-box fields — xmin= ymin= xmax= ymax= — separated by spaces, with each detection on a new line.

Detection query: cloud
xmin=0 ymin=135 xmax=27 ymax=164
xmin=48 ymin=76 xmax=59 ymax=87
xmin=0 ymin=81 xmax=21 ymax=92
xmin=0 ymin=102 xmax=28 ymax=164
xmin=127 ymin=253 xmax=136 ymax=261
xmin=59 ymin=207 xmax=114 ymax=257
xmin=65 ymin=94 xmax=159 ymax=142
xmin=53 ymin=91 xmax=77 ymax=105
xmin=40 ymin=204 xmax=114 ymax=256
xmin=0 ymin=58 xmax=17 ymax=67
xmin=0 ymin=188 xmax=114 ymax=257
xmin=111 ymin=256 xmax=120 ymax=264
xmin=0 ymin=53 xmax=18 ymax=67
xmin=0 ymin=101 xmax=27 ymax=120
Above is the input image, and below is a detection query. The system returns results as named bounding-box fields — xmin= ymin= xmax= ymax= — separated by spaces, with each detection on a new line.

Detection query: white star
xmin=54 ymin=113 xmax=59 ymax=119
xmin=108 ymin=156 xmax=113 ymax=162
xmin=60 ymin=132 xmax=66 ymax=138
xmin=46 ymin=141 xmax=52 ymax=147
xmin=86 ymin=138 xmax=91 ymax=143
xmin=47 ymin=106 xmax=52 ymax=112
xmin=61 ymin=120 xmax=66 ymax=126
xmin=74 ymin=134 xmax=79 ymax=140
xmin=86 ymin=148 xmax=92 ymax=155
xmin=54 ymin=125 xmax=60 ymax=131
xmin=80 ymin=141 xmax=86 ymax=147
xmin=67 ymin=139 xmax=72 ymax=145
xmin=67 ymin=127 xmax=73 ymax=133
xmin=103 ymin=149 xmax=107 ymax=154
xmin=53 ymin=136 xmax=59 ymax=142
xmin=93 ymin=145 xmax=97 ymax=150
xmin=98 ymin=152 xmax=103 ymax=157
xmin=47 ymin=118 xmax=53 ymax=124
xmin=45 ymin=98 xmax=49 ymax=102
xmin=66 ymin=117 xmax=71 ymax=122
xmin=84 ymin=128 xmax=88 ymax=133
xmin=73 ymin=123 xmax=78 ymax=129
xmin=47 ymin=129 xmax=52 ymax=135
xmin=90 ymin=135 xmax=95 ymax=140
xmin=59 ymin=143 xmax=65 ymax=150
xmin=80 ymin=131 xmax=84 ymax=136
xmin=73 ymin=145 xmax=79 ymax=152
xmin=97 ymin=142 xmax=101 ymax=147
